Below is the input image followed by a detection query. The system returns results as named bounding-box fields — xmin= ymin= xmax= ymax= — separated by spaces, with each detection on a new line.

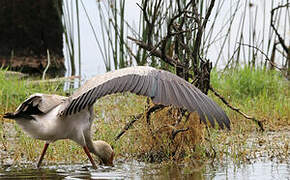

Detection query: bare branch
xmin=239 ymin=43 xmax=285 ymax=72
xmin=115 ymin=113 xmax=143 ymax=141
xmin=192 ymin=0 xmax=215 ymax=72
xmin=161 ymin=0 xmax=194 ymax=61
xmin=146 ymin=104 xmax=166 ymax=125
xmin=209 ymin=85 xmax=264 ymax=131
xmin=271 ymin=3 xmax=289 ymax=54
xmin=128 ymin=36 xmax=184 ymax=68
xmin=171 ymin=127 xmax=189 ymax=140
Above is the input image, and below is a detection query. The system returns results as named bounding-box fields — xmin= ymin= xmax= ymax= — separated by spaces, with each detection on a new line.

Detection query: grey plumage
xmin=4 ymin=94 xmax=67 ymax=119
xmin=62 ymin=66 xmax=230 ymax=129
xmin=5 ymin=66 xmax=230 ymax=129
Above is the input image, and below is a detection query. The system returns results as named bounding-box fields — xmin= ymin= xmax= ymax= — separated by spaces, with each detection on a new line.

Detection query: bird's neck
xmin=86 ymin=138 xmax=102 ymax=157
xmin=86 ymin=138 xmax=113 ymax=165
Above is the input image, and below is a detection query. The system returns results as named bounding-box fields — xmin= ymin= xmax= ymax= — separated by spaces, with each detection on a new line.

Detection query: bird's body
xmin=4 ymin=66 xmax=230 ymax=168
xmin=16 ymin=104 xmax=89 ymax=144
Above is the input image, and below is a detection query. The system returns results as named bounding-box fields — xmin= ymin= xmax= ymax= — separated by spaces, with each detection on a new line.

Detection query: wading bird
xmin=4 ymin=66 xmax=230 ymax=169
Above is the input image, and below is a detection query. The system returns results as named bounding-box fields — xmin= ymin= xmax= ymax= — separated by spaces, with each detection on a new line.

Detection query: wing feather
xmin=161 ymin=79 xmax=173 ymax=106
xmin=186 ymin=85 xmax=216 ymax=127
xmin=61 ymin=66 xmax=230 ymax=129
xmin=127 ymin=75 xmax=139 ymax=93
xmin=132 ymin=75 xmax=145 ymax=95
xmin=5 ymin=94 xmax=66 ymax=119
xmin=139 ymin=76 xmax=150 ymax=96
xmin=67 ymin=98 xmax=78 ymax=115
xmin=104 ymin=78 xmax=118 ymax=95
xmin=166 ymin=80 xmax=183 ymax=108
xmin=86 ymin=87 xmax=100 ymax=106
xmin=122 ymin=74 xmax=135 ymax=92
xmin=118 ymin=76 xmax=131 ymax=93
xmin=76 ymin=89 xmax=93 ymax=113
xmin=199 ymin=92 xmax=230 ymax=129
xmin=159 ymin=79 xmax=171 ymax=106
xmin=178 ymin=83 xmax=208 ymax=124
xmin=72 ymin=91 xmax=89 ymax=114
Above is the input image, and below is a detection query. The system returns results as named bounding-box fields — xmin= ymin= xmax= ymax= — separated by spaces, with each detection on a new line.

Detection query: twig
xmin=271 ymin=3 xmax=289 ymax=54
xmin=115 ymin=113 xmax=143 ymax=141
xmin=161 ymin=0 xmax=194 ymax=60
xmin=137 ymin=0 xmax=162 ymax=46
xmin=171 ymin=127 xmax=189 ymax=140
xmin=115 ymin=98 xmax=166 ymax=141
xmin=146 ymin=104 xmax=165 ymax=125
xmin=209 ymin=85 xmax=264 ymax=131
xmin=192 ymin=0 xmax=215 ymax=68
xmin=42 ymin=49 xmax=51 ymax=80
xmin=239 ymin=43 xmax=284 ymax=72
xmin=128 ymin=36 xmax=184 ymax=68
xmin=144 ymin=103 xmax=166 ymax=142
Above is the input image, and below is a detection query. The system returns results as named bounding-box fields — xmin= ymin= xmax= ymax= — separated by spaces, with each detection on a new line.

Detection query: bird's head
xmin=93 ymin=140 xmax=114 ymax=166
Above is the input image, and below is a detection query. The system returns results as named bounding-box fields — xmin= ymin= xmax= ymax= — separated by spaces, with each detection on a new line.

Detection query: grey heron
xmin=4 ymin=66 xmax=230 ymax=169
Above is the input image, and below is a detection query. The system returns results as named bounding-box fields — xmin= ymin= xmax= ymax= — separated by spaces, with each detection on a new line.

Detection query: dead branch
xmin=115 ymin=113 xmax=143 ymax=141
xmin=171 ymin=127 xmax=189 ymax=140
xmin=137 ymin=0 xmax=163 ymax=46
xmin=192 ymin=0 xmax=215 ymax=68
xmin=271 ymin=3 xmax=289 ymax=54
xmin=146 ymin=104 xmax=165 ymax=125
xmin=115 ymin=103 xmax=165 ymax=141
xmin=209 ymin=85 xmax=264 ymax=131
xmin=239 ymin=43 xmax=285 ymax=72
xmin=161 ymin=0 xmax=194 ymax=60
xmin=128 ymin=36 xmax=184 ymax=68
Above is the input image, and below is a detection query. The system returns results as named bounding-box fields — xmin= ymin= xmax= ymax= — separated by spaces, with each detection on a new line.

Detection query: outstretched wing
xmin=4 ymin=93 xmax=67 ymax=119
xmin=61 ymin=66 xmax=230 ymax=129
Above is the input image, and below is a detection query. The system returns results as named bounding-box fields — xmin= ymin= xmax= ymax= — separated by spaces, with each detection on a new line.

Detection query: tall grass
xmin=211 ymin=66 xmax=287 ymax=99
xmin=0 ymin=69 xmax=65 ymax=114
xmin=210 ymin=67 xmax=289 ymax=129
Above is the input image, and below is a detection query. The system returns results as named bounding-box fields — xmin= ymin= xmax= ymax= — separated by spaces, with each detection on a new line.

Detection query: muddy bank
xmin=0 ymin=0 xmax=64 ymax=77
xmin=0 ymin=56 xmax=65 ymax=77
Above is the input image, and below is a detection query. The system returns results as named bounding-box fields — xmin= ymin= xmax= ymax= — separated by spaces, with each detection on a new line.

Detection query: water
xmin=0 ymin=159 xmax=289 ymax=179
xmin=0 ymin=161 xmax=157 ymax=180
xmin=205 ymin=160 xmax=289 ymax=180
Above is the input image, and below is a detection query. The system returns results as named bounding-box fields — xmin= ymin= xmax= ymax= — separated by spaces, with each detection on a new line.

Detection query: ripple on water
xmin=0 ymin=159 xmax=289 ymax=179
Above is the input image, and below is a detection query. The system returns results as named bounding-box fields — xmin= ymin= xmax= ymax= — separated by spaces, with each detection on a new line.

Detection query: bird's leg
xmin=83 ymin=145 xmax=97 ymax=169
xmin=37 ymin=143 xmax=49 ymax=168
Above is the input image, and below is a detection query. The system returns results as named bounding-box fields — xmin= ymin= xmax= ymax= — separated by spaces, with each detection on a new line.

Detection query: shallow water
xmin=205 ymin=160 xmax=289 ymax=180
xmin=0 ymin=159 xmax=289 ymax=180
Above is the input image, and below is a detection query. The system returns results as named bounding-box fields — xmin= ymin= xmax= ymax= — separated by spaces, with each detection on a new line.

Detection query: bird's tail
xmin=3 ymin=112 xmax=16 ymax=119
xmin=3 ymin=112 xmax=33 ymax=120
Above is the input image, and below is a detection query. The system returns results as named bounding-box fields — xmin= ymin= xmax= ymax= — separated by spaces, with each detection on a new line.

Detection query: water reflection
xmin=0 ymin=160 xmax=158 ymax=180
xmin=205 ymin=160 xmax=290 ymax=180
xmin=0 ymin=159 xmax=289 ymax=179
